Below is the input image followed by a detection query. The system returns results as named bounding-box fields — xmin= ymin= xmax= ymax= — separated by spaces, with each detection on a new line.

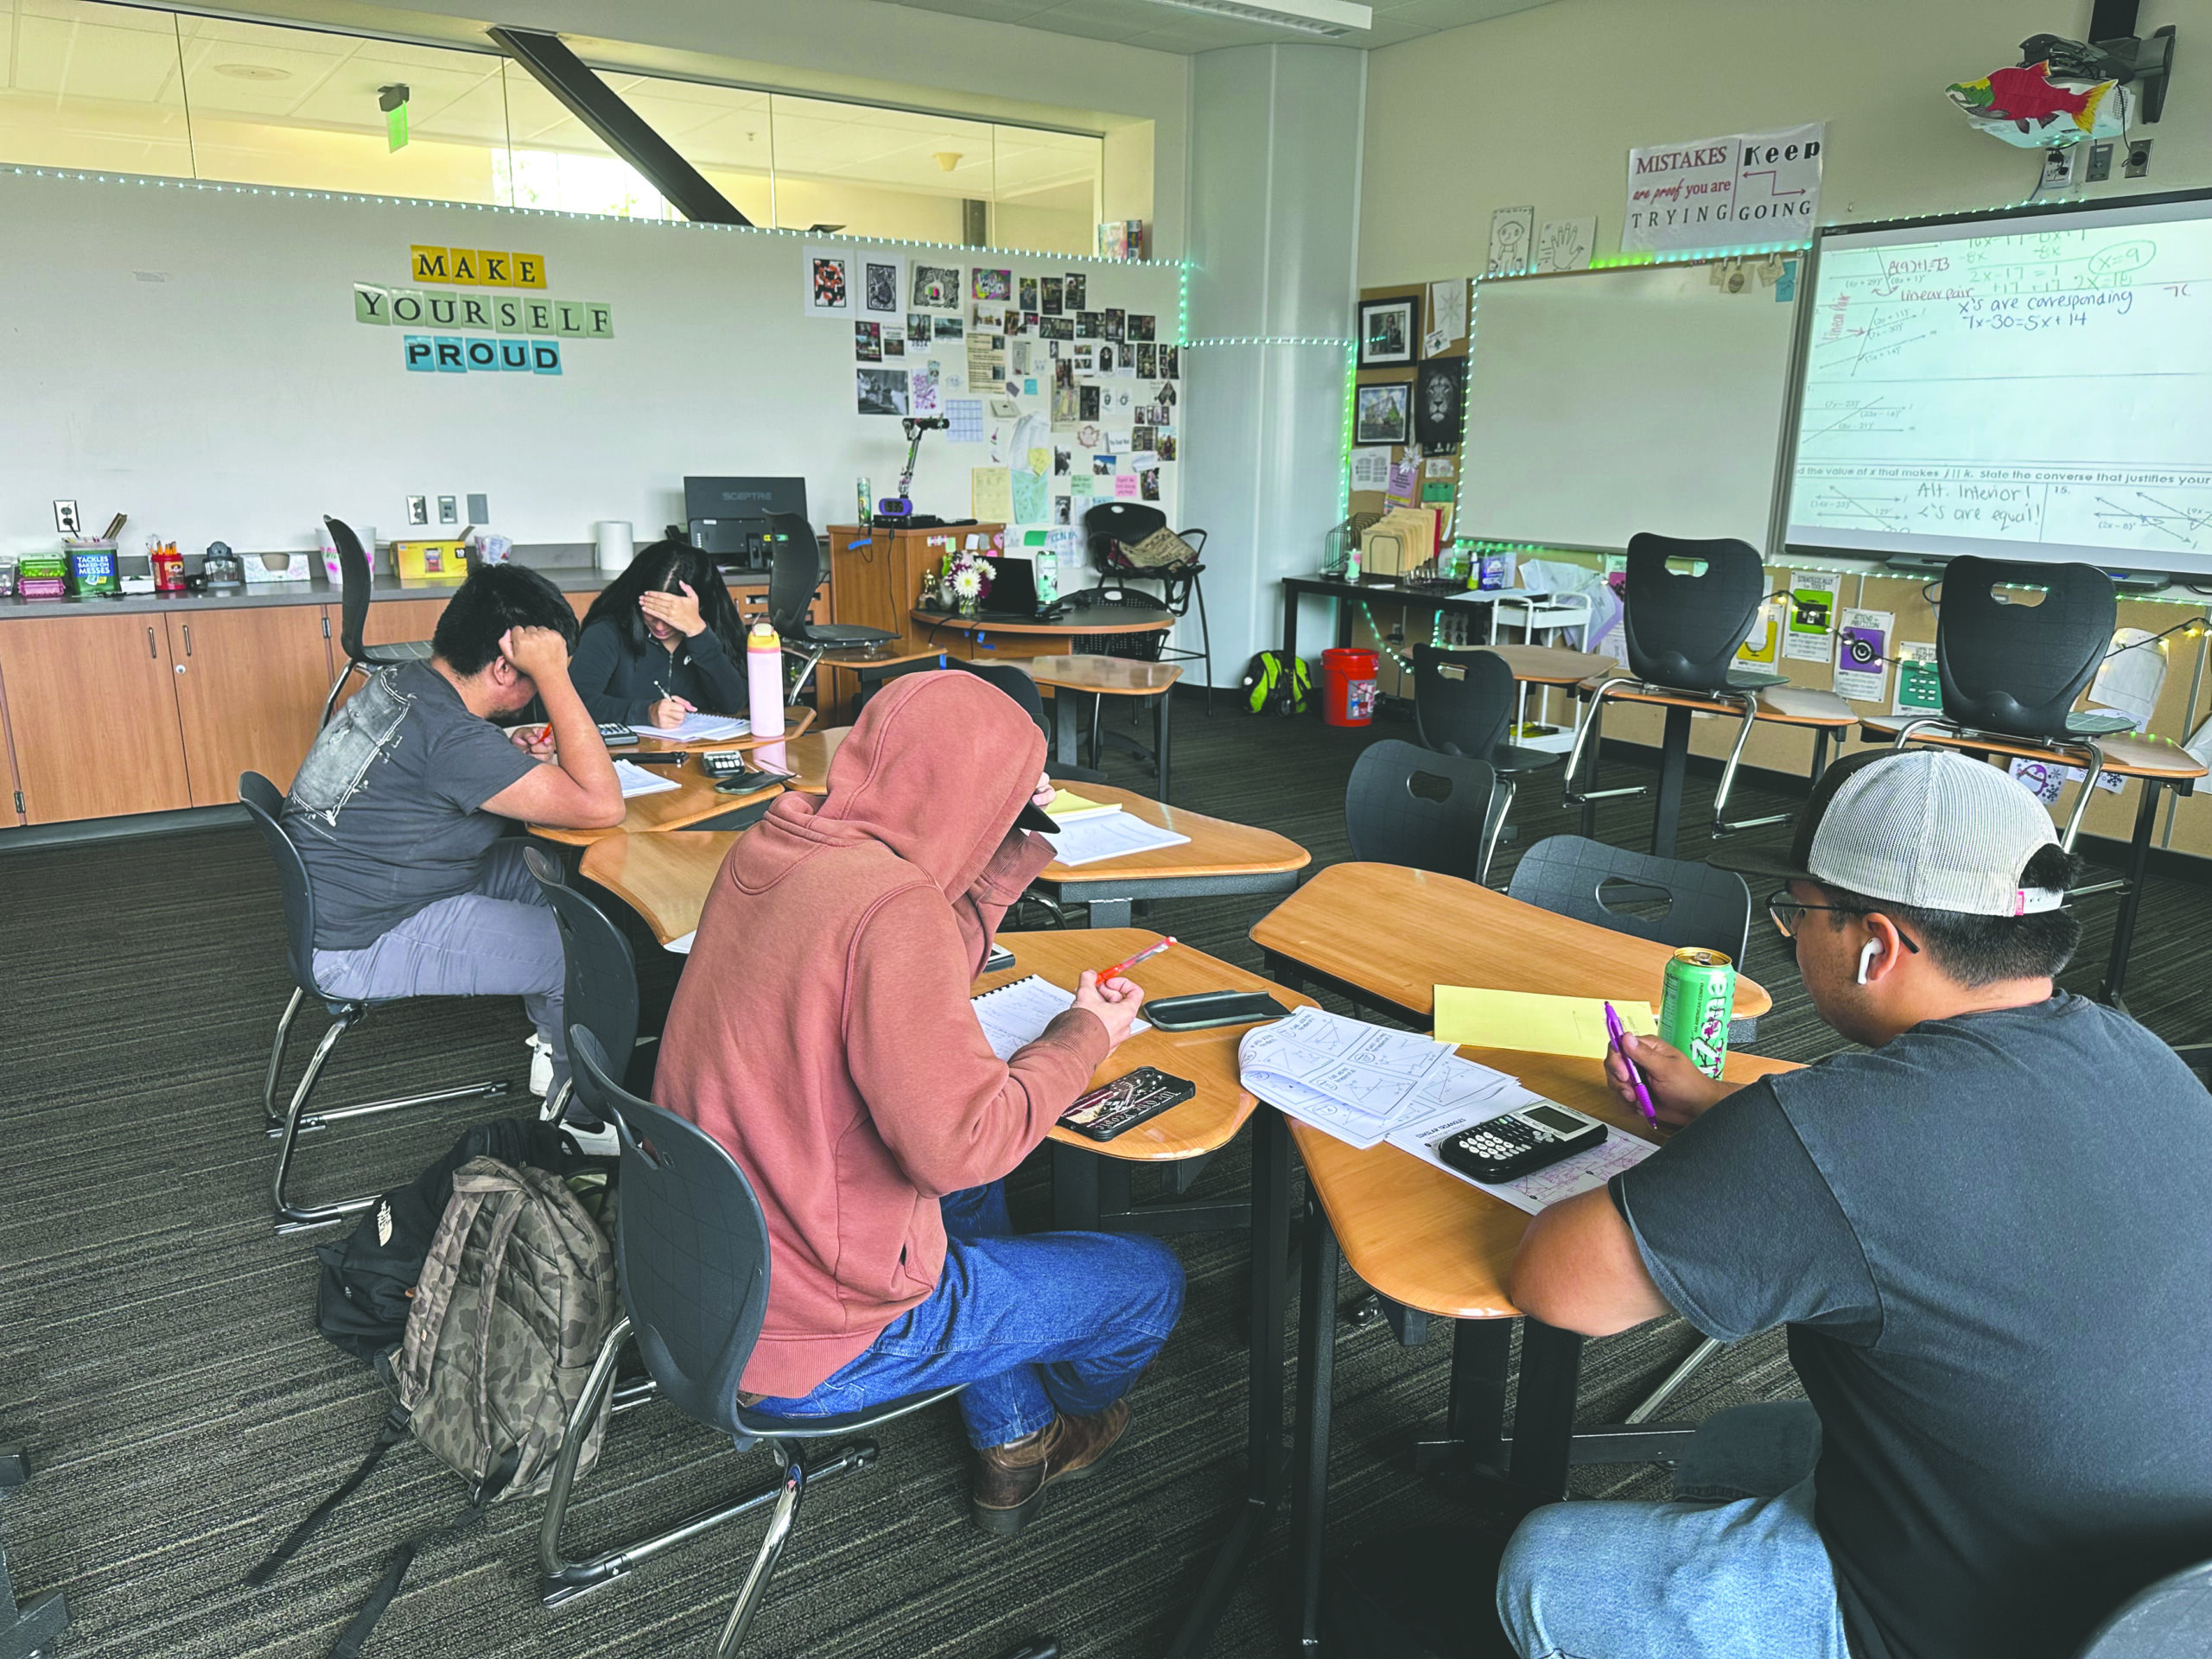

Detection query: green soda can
xmin=1659 ymin=947 xmax=1736 ymax=1079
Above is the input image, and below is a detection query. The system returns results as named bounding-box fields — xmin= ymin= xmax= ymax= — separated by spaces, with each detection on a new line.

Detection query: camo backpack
xmin=249 ymin=1157 xmax=620 ymax=1656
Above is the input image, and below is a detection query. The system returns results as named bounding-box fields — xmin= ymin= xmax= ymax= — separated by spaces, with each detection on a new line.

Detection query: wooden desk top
xmin=811 ymin=640 xmax=945 ymax=673
xmin=910 ymin=606 xmax=1173 ymax=638
xmin=979 ymin=930 xmax=1317 ymax=1163
xmin=1036 ymin=782 xmax=1312 ymax=887
xmin=1856 ymin=716 xmax=2209 ymax=783
xmin=1573 ymin=677 xmax=1856 ymax=728
xmin=623 ymin=704 xmax=816 ymax=753
xmin=1474 ymin=644 xmax=1618 ymax=685
xmin=1020 ymin=654 xmax=1183 ymax=696
xmin=1292 ymin=1043 xmax=1798 ymax=1319
xmin=531 ymin=719 xmax=838 ymax=846
xmin=581 ymin=776 xmax=1310 ymax=939
xmin=1248 ymin=861 xmax=1773 ymax=1020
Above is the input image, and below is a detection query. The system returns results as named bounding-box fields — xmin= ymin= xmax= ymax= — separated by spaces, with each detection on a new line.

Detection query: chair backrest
xmin=238 ymin=771 xmax=324 ymax=997
xmin=1507 ymin=834 xmax=1751 ymax=964
xmin=324 ymin=516 xmax=375 ymax=661
xmin=1411 ymin=645 xmax=1514 ymax=760
xmin=764 ymin=512 xmax=823 ymax=637
xmin=524 ymin=847 xmax=640 ymax=1068
xmin=2072 ymin=1559 xmax=2212 ymax=1658
xmin=1083 ymin=500 xmax=1169 ymax=567
xmin=1344 ymin=740 xmax=1498 ymax=884
xmin=570 ymin=1027 xmax=770 ymax=1438
xmin=947 ymin=658 xmax=1051 ymax=743
xmin=1936 ymin=556 xmax=2115 ymax=740
xmin=1623 ymin=533 xmax=1766 ymax=691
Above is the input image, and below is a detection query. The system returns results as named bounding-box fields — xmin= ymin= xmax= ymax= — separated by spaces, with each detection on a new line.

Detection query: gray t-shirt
xmin=283 ymin=663 xmax=537 ymax=950
xmin=1611 ymin=995 xmax=2212 ymax=1659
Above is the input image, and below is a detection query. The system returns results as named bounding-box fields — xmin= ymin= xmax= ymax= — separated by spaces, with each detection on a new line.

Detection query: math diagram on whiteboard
xmin=1786 ymin=212 xmax=2212 ymax=575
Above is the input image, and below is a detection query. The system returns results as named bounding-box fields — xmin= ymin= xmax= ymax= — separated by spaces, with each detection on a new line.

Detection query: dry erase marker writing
xmin=1605 ymin=1001 xmax=1658 ymax=1126
xmin=1095 ymin=937 xmax=1175 ymax=982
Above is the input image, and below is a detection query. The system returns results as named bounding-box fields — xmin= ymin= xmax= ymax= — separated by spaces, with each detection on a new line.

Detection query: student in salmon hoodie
xmin=657 ymin=670 xmax=1184 ymax=1535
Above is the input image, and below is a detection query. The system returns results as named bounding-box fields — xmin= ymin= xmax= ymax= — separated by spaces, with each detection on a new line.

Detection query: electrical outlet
xmin=2087 ymin=141 xmax=2113 ymax=183
xmin=2125 ymin=138 xmax=2153 ymax=179
xmin=466 ymin=493 xmax=489 ymax=524
xmin=437 ymin=494 xmax=458 ymax=524
xmin=2040 ymin=148 xmax=2079 ymax=191
xmin=52 ymin=499 xmax=80 ymax=535
xmin=405 ymin=494 xmax=429 ymax=526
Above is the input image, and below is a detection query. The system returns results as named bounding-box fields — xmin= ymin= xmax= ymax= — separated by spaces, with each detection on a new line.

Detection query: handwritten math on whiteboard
xmin=1787 ymin=202 xmax=2212 ymax=576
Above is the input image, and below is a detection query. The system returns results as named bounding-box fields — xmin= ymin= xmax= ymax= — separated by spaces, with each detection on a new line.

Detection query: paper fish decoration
xmin=1948 ymin=60 xmax=2120 ymax=148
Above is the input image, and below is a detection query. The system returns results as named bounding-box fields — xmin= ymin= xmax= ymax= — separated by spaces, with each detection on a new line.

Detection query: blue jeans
xmin=1497 ymin=1401 xmax=1847 ymax=1659
xmin=753 ymin=1182 xmax=1184 ymax=1450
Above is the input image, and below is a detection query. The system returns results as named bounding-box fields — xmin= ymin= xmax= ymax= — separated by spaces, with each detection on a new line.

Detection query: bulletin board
xmin=0 ymin=168 xmax=1183 ymax=563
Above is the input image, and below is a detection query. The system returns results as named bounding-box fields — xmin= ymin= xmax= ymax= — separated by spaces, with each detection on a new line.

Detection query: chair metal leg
xmin=262 ymin=986 xmax=306 ymax=1130
xmin=1561 ymin=678 xmax=1649 ymax=814
xmin=1480 ymin=776 xmax=1517 ymax=886
xmin=1891 ymin=719 xmax=2105 ymax=849
xmin=1709 ymin=690 xmax=1790 ymax=837
xmin=271 ymin=1012 xmax=364 ymax=1234
xmin=1624 ymin=1336 xmax=1724 ymax=1425
xmin=317 ymin=662 xmax=359 ymax=728
xmin=1192 ymin=573 xmax=1213 ymax=715
xmin=714 ymin=1445 xmax=804 ymax=1659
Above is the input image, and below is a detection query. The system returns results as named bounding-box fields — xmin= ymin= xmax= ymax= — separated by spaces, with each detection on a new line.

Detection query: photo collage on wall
xmin=1350 ymin=277 xmax=1469 ymax=549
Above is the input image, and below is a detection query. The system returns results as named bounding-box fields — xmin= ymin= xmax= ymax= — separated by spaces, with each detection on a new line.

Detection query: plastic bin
xmin=1320 ymin=646 xmax=1379 ymax=728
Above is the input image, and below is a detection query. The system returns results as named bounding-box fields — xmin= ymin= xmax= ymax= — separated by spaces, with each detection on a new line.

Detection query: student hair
xmin=1818 ymin=844 xmax=2083 ymax=988
xmin=580 ymin=539 xmax=749 ymax=660
xmin=432 ymin=563 xmax=581 ymax=675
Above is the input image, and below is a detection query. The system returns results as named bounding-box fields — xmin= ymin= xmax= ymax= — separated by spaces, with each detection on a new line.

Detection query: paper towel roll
xmin=595 ymin=520 xmax=635 ymax=572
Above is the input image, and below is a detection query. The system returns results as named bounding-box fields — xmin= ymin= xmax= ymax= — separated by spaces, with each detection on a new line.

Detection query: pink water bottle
xmin=747 ymin=620 xmax=786 ymax=772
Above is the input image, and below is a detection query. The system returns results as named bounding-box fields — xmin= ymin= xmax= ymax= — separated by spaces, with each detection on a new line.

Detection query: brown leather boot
xmin=969 ymin=1400 xmax=1132 ymax=1535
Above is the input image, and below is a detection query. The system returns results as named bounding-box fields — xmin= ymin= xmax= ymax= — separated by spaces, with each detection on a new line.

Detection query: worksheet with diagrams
xmin=1386 ymin=1098 xmax=1663 ymax=1216
xmin=1237 ymin=1006 xmax=1517 ymax=1150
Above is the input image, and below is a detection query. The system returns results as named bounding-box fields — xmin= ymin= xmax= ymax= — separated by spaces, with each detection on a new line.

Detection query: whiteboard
xmin=0 ymin=169 xmax=1180 ymax=559
xmin=1456 ymin=260 xmax=1805 ymax=553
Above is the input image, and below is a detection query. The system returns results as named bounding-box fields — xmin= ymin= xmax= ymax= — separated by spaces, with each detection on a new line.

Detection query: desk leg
xmin=1809 ymin=727 xmax=1832 ymax=785
xmin=1651 ymin=705 xmax=1692 ymax=860
xmin=2101 ymin=780 xmax=2164 ymax=1005
xmin=1084 ymin=895 xmax=1134 ymax=928
xmin=1284 ymin=586 xmax=1301 ymax=668
xmin=1412 ymin=1319 xmax=1512 ymax=1481
xmin=1290 ymin=1194 xmax=1339 ymax=1652
xmin=1508 ymin=1319 xmax=1586 ymax=1514
xmin=1165 ymin=1107 xmax=1294 ymax=1659
xmin=1051 ymin=1141 xmax=1102 ymax=1231
xmin=1155 ymin=690 xmax=1173 ymax=801
xmin=1052 ymin=685 xmax=1084 ymax=772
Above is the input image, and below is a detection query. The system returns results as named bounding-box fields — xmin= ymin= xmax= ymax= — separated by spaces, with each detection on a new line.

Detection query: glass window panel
xmin=497 ymin=64 xmax=673 ymax=219
xmin=175 ymin=18 xmax=509 ymax=200
xmin=0 ymin=0 xmax=193 ymax=176
xmin=600 ymin=69 xmax=772 ymax=227
xmin=990 ymin=123 xmax=1102 ymax=254
xmin=769 ymin=92 xmax=995 ymax=241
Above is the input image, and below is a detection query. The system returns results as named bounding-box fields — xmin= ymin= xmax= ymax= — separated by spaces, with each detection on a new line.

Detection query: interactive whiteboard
xmin=1456 ymin=259 xmax=1806 ymax=554
xmin=1787 ymin=192 xmax=2212 ymax=576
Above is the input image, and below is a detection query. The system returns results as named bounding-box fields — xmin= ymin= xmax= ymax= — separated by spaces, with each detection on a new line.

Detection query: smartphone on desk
xmin=1144 ymin=990 xmax=1291 ymax=1031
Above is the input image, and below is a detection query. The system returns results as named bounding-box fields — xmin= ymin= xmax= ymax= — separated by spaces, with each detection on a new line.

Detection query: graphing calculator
xmin=595 ymin=721 xmax=639 ymax=747
xmin=1059 ymin=1068 xmax=1196 ymax=1142
xmin=1435 ymin=1099 xmax=1608 ymax=1184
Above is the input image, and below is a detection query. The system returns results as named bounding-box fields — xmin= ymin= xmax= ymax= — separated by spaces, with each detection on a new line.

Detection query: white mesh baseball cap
xmin=1719 ymin=748 xmax=2065 ymax=917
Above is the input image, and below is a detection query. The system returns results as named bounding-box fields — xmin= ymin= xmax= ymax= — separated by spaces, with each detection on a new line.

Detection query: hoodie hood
xmin=729 ymin=670 xmax=1046 ymax=901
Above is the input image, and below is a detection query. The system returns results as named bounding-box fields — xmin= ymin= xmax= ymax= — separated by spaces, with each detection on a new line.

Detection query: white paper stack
xmin=969 ymin=974 xmax=1148 ymax=1060
xmin=1039 ymin=812 xmax=1190 ymax=868
xmin=612 ymin=760 xmax=682 ymax=798
xmin=1236 ymin=1007 xmax=1517 ymax=1150
xmin=629 ymin=712 xmax=750 ymax=742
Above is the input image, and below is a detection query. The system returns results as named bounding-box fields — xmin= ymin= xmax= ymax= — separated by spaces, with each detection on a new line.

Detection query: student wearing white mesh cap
xmin=1497 ymin=747 xmax=2212 ymax=1659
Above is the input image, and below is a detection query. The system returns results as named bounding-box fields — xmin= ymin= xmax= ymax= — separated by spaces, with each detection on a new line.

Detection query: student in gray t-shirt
xmin=283 ymin=564 xmax=626 ymax=1103
xmin=1497 ymin=749 xmax=2212 ymax=1659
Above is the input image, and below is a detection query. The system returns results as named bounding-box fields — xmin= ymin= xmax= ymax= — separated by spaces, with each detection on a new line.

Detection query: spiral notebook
xmin=970 ymin=975 xmax=1149 ymax=1061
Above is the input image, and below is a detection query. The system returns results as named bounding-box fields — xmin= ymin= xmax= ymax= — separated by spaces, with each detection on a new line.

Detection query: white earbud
xmin=1856 ymin=939 xmax=1882 ymax=985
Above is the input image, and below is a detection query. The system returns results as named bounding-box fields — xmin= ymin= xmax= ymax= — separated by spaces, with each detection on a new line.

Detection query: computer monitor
xmin=684 ymin=476 xmax=809 ymax=568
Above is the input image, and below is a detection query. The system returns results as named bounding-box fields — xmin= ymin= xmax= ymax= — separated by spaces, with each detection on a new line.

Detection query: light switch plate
xmin=2087 ymin=141 xmax=2113 ymax=182
xmin=405 ymin=494 xmax=429 ymax=525
xmin=467 ymin=493 xmax=489 ymax=524
xmin=437 ymin=494 xmax=458 ymax=524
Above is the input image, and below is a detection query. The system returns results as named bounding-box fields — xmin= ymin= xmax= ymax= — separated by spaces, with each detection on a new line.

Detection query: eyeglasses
xmin=1765 ymin=887 xmax=1921 ymax=953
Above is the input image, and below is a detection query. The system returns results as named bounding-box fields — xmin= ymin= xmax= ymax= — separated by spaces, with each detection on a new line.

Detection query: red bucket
xmin=1319 ymin=646 xmax=1379 ymax=728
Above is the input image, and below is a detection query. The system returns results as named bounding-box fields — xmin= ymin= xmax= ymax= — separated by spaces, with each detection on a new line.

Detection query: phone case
xmin=1143 ymin=991 xmax=1291 ymax=1031
xmin=1059 ymin=1067 xmax=1197 ymax=1141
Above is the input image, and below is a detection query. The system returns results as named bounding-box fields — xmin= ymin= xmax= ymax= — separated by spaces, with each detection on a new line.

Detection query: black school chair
xmin=1083 ymin=500 xmax=1214 ymax=712
xmin=2073 ymin=1558 xmax=2212 ymax=1656
xmin=318 ymin=516 xmax=435 ymax=727
xmin=765 ymin=512 xmax=893 ymax=701
xmin=1563 ymin=534 xmax=1784 ymax=839
xmin=536 ymin=1029 xmax=967 ymax=1657
xmin=1344 ymin=740 xmax=1500 ymax=886
xmin=522 ymin=848 xmax=650 ymax=1138
xmin=239 ymin=772 xmax=508 ymax=1234
xmin=1892 ymin=556 xmax=2126 ymax=849
xmin=1411 ymin=644 xmax=1563 ymax=884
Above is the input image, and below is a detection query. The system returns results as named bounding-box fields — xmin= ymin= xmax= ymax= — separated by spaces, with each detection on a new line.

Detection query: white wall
xmin=1361 ymin=0 xmax=2212 ymax=285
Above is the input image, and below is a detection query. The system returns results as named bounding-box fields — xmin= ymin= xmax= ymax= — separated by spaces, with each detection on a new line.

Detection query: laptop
xmin=973 ymin=556 xmax=1065 ymax=623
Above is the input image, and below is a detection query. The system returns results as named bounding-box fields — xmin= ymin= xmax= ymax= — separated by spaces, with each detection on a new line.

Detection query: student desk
xmin=525 ymin=715 xmax=830 ymax=846
xmin=976 ymin=930 xmax=1316 ymax=1234
xmin=1572 ymin=678 xmax=1856 ymax=858
xmin=1020 ymin=654 xmax=1181 ymax=800
xmin=808 ymin=639 xmax=947 ymax=725
xmin=1246 ymin=862 xmax=1774 ymax=1027
xmin=1858 ymin=717 xmax=2206 ymax=1005
xmin=1029 ymin=784 xmax=1310 ymax=927
xmin=908 ymin=603 xmax=1174 ymax=664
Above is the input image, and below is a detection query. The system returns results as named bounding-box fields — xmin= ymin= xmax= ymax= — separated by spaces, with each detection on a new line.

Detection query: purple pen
xmin=1605 ymin=1001 xmax=1658 ymax=1125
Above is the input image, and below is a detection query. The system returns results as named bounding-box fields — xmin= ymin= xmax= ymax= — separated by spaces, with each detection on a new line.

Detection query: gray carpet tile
xmin=3 ymin=688 xmax=2203 ymax=1658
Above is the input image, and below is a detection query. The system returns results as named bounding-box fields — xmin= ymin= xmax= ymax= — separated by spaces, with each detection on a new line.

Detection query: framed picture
xmin=1354 ymin=382 xmax=1410 ymax=445
xmin=1414 ymin=357 xmax=1467 ymax=450
xmin=1357 ymin=296 xmax=1416 ymax=367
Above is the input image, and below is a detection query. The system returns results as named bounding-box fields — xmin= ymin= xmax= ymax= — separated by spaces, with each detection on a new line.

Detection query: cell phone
xmin=1434 ymin=1099 xmax=1608 ymax=1184
xmin=1143 ymin=990 xmax=1291 ymax=1031
xmin=630 ymin=751 xmax=688 ymax=766
xmin=984 ymin=944 xmax=1016 ymax=973
xmin=594 ymin=721 xmax=639 ymax=747
xmin=1058 ymin=1067 xmax=1197 ymax=1141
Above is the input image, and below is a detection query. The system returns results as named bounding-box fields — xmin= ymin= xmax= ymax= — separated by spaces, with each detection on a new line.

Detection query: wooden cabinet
xmin=357 ymin=595 xmax=451 ymax=649
xmin=167 ymin=608 xmax=334 ymax=804
xmin=0 ymin=613 xmax=194 ymax=823
xmin=828 ymin=523 xmax=1000 ymax=639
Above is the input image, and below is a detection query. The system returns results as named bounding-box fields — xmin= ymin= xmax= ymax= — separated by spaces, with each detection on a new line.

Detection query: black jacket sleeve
xmin=569 ymin=620 xmax=658 ymax=724
xmin=679 ymin=626 xmax=754 ymax=720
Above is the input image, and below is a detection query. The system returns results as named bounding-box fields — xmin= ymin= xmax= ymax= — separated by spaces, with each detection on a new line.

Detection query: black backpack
xmin=1242 ymin=650 xmax=1312 ymax=716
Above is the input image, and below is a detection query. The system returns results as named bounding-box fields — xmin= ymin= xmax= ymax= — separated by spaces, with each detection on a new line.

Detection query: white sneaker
xmin=559 ymin=1118 xmax=621 ymax=1159
xmin=526 ymin=1035 xmax=552 ymax=1099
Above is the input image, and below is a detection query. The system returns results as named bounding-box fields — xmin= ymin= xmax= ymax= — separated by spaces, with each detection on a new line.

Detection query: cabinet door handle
xmin=148 ymin=626 xmax=157 ymax=658
xmin=182 ymin=624 xmax=193 ymax=657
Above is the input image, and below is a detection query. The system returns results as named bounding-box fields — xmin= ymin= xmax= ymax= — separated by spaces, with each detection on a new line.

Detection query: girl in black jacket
xmin=571 ymin=541 xmax=751 ymax=728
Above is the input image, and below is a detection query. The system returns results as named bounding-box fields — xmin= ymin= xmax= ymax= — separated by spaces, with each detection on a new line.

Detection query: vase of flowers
xmin=941 ymin=549 xmax=994 ymax=618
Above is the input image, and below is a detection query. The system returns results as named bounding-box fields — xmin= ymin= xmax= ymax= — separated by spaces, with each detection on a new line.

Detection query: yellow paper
xmin=1433 ymin=986 xmax=1655 ymax=1058
xmin=971 ymin=466 xmax=1013 ymax=523
xmin=1027 ymin=446 xmax=1052 ymax=474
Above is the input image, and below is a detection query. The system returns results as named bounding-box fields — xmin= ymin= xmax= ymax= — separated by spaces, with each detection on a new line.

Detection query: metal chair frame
xmin=1562 ymin=677 xmax=1771 ymax=838
xmin=1890 ymin=717 xmax=2107 ymax=851
xmin=316 ymin=515 xmax=434 ymax=728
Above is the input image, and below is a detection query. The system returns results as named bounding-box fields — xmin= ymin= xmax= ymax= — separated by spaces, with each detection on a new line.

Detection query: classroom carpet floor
xmin=4 ymin=690 xmax=2206 ymax=1659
